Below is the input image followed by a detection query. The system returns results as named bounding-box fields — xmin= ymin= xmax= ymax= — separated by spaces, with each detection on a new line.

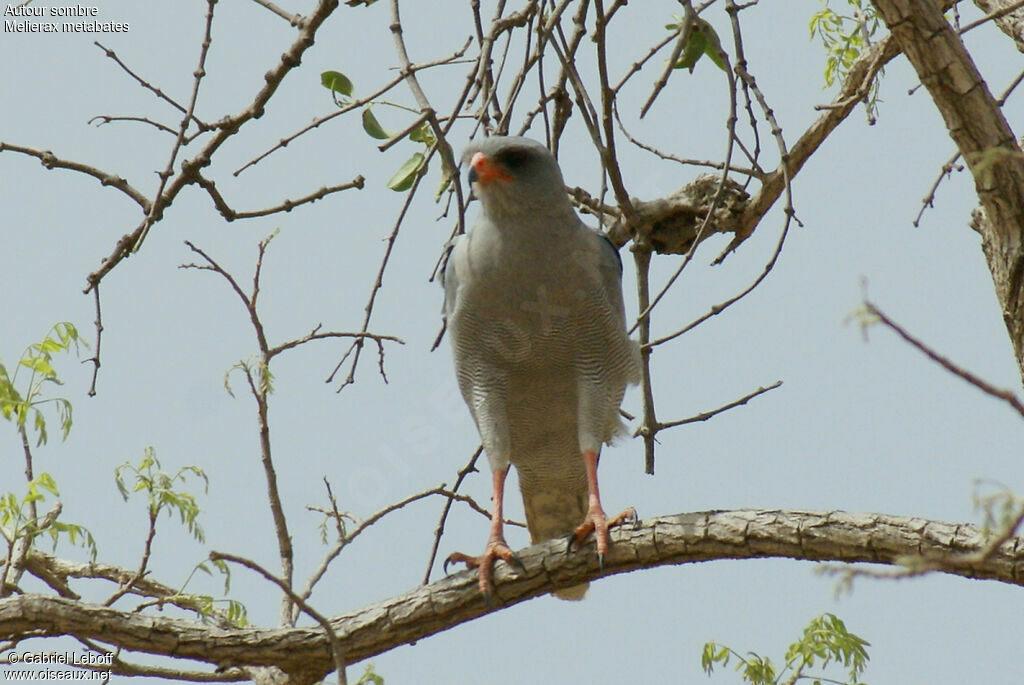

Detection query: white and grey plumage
xmin=442 ymin=136 xmax=640 ymax=601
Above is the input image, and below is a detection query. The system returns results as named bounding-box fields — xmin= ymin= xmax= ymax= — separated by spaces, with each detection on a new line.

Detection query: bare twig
xmin=234 ymin=38 xmax=472 ymax=176
xmin=593 ymin=0 xmax=636 ymax=224
xmin=301 ymin=482 xmax=524 ymax=605
xmin=632 ymin=244 xmax=658 ymax=474
xmin=323 ymin=0 xmax=467 ymax=392
xmin=0 ymin=427 xmax=51 ymax=596
xmin=612 ymin=26 xmax=678 ymax=95
xmin=92 ymin=41 xmax=212 ymax=131
xmin=423 ymin=446 xmax=483 ymax=584
xmin=647 ymin=216 xmax=791 ymax=348
xmin=378 ymin=111 xmax=431 ymax=152
xmin=855 ymin=300 xmax=1024 ymax=419
xmin=996 ymin=68 xmax=1024 ymax=107
xmin=613 ymin=112 xmax=762 ymax=179
xmin=958 ymin=0 xmax=1024 ymax=35
xmin=85 ymin=0 xmax=342 ymax=293
xmin=734 ymin=34 xmax=899 ymax=260
xmin=197 ymin=174 xmax=366 ymax=221
xmin=913 ymin=151 xmax=963 ymax=227
xmin=628 ymin=9 xmax=742 ymax=333
xmin=250 ymin=0 xmax=303 ymax=25
xmin=181 ymin=237 xmax=293 ymax=624
xmin=0 ymin=142 xmax=150 ymax=211
xmin=130 ymin=0 xmax=217 ymax=253
xmin=268 ymin=324 xmax=403 ymax=361
xmin=86 ymin=285 xmax=103 ymax=397
xmin=182 ymin=233 xmax=399 ymax=622
xmin=210 ymin=551 xmax=348 ymax=685
xmin=102 ymin=507 xmax=158 ymax=607
xmin=639 ymin=3 xmax=694 ymax=119
xmin=914 ymin=66 xmax=1024 ymax=227
xmin=652 ymin=380 xmax=782 ymax=431
xmin=325 ymin=167 xmax=422 ymax=391
xmin=549 ymin=19 xmax=602 ymax=159
xmin=88 ymin=115 xmax=178 ymax=136
xmin=386 ymin=0 xmax=461 ymax=181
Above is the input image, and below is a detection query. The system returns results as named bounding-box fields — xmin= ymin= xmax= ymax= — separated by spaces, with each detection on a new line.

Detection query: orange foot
xmin=567 ymin=505 xmax=638 ymax=570
xmin=444 ymin=538 xmax=526 ymax=605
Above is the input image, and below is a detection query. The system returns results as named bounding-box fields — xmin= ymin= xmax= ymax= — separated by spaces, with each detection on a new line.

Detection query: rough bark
xmin=872 ymin=0 xmax=1024 ymax=385
xmin=973 ymin=0 xmax=1024 ymax=53
xmin=2 ymin=510 xmax=1021 ymax=683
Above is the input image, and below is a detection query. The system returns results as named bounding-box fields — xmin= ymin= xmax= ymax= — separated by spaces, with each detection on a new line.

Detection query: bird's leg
xmin=568 ymin=450 xmax=637 ymax=569
xmin=444 ymin=466 xmax=525 ymax=603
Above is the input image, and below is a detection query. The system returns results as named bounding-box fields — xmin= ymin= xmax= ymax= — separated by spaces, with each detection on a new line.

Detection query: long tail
xmin=518 ymin=472 xmax=590 ymax=600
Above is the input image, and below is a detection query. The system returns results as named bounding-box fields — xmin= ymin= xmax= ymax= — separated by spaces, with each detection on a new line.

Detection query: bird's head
xmin=462 ymin=136 xmax=572 ymax=218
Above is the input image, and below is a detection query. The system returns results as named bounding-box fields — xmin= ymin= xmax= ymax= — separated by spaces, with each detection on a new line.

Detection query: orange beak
xmin=468 ymin=152 xmax=512 ymax=185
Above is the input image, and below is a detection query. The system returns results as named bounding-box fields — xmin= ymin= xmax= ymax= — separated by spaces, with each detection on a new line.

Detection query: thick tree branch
xmin=731 ymin=35 xmax=900 ymax=253
xmin=2 ymin=510 xmax=1021 ymax=683
xmin=19 ymin=550 xmax=239 ymax=628
xmin=871 ymin=0 xmax=1024 ymax=387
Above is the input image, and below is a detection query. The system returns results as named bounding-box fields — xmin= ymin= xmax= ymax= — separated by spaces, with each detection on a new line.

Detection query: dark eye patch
xmin=496 ymin=148 xmax=530 ymax=170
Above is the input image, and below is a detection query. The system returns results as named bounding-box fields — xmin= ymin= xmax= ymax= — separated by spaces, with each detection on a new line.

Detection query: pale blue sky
xmin=2 ymin=1 xmax=1022 ymax=683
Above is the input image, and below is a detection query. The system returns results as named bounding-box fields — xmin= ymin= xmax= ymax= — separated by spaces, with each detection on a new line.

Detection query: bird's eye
xmin=497 ymin=149 xmax=528 ymax=169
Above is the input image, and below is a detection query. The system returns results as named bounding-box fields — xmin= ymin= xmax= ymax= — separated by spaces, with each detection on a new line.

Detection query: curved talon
xmin=564 ymin=532 xmax=576 ymax=556
xmin=444 ymin=538 xmax=521 ymax=600
xmin=443 ymin=550 xmax=477 ymax=576
xmin=508 ymin=552 xmax=527 ymax=573
xmin=446 ymin=468 xmax=523 ymax=602
xmin=567 ymin=505 xmax=637 ymax=562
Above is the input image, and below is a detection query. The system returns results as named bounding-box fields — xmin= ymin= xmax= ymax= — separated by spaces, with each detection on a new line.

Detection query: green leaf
xmin=808 ymin=1 xmax=884 ymax=119
xmin=56 ymin=398 xmax=72 ymax=441
xmin=435 ymin=168 xmax=453 ymax=201
xmin=55 ymin=322 xmax=79 ymax=346
xmin=809 ymin=9 xmax=826 ymax=37
xmin=674 ymin=30 xmax=707 ymax=71
xmin=321 ymin=70 xmax=353 ymax=97
xmin=740 ymin=653 xmax=775 ymax=685
xmin=2 ymin=322 xmax=84 ymax=443
xmin=362 ymin=107 xmax=392 ymax=140
xmin=703 ymin=613 xmax=870 ymax=684
xmin=35 ymin=472 xmax=59 ymax=497
xmin=258 ymin=361 xmax=274 ymax=396
xmin=409 ymin=122 xmax=435 ymax=146
xmin=225 ymin=599 xmax=248 ymax=628
xmin=20 ymin=355 xmax=55 ymax=376
xmin=674 ymin=19 xmax=726 ymax=73
xmin=386 ymin=152 xmax=425 ymax=191
xmin=354 ymin=663 xmax=385 ymax=685
xmin=33 ymin=409 xmax=48 ymax=446
xmin=117 ymin=448 xmax=210 ymax=544
xmin=698 ymin=20 xmax=727 ymax=72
